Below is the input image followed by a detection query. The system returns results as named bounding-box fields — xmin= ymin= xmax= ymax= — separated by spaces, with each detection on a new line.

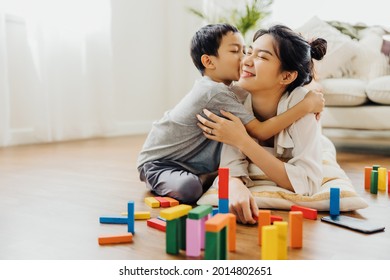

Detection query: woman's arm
xmin=244 ymin=90 xmax=324 ymax=141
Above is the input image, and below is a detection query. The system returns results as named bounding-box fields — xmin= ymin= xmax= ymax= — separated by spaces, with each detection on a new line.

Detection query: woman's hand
xmin=196 ymin=109 xmax=251 ymax=148
xmin=228 ymin=177 xmax=258 ymax=224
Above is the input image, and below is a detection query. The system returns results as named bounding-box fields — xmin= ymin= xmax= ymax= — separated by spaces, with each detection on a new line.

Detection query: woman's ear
xmin=281 ymin=71 xmax=298 ymax=85
xmin=201 ymin=54 xmax=216 ymax=70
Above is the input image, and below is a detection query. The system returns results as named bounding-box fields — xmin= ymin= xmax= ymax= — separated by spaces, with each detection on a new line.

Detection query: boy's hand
xmin=228 ymin=177 xmax=258 ymax=225
xmin=305 ymin=90 xmax=325 ymax=114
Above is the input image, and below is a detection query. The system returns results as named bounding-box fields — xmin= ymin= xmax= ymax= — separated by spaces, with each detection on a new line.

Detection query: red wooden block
xmin=154 ymin=197 xmax=170 ymax=207
xmin=218 ymin=167 xmax=229 ymax=199
xmin=147 ymin=218 xmax=166 ymax=232
xmin=291 ymin=205 xmax=317 ymax=220
xmin=270 ymin=215 xmax=283 ymax=224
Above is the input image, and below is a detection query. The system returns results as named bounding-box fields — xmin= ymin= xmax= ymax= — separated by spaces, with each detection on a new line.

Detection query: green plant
xmin=188 ymin=0 xmax=273 ymax=38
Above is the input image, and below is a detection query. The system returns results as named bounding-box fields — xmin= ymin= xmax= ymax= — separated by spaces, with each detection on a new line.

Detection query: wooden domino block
xmin=270 ymin=215 xmax=283 ymax=223
xmin=163 ymin=197 xmax=179 ymax=207
xmin=218 ymin=198 xmax=229 ymax=214
xmin=154 ymin=197 xmax=170 ymax=207
xmin=188 ymin=205 xmax=213 ymax=220
xmin=370 ymin=170 xmax=378 ymax=194
xmin=289 ymin=211 xmax=303 ymax=249
xmin=388 ymin=171 xmax=390 ymax=194
xmin=218 ymin=167 xmax=229 ymax=199
xmin=160 ymin=204 xmax=192 ymax=221
xmin=147 ymin=218 xmax=166 ymax=232
xmin=128 ymin=201 xmax=135 ymax=234
xmin=99 ymin=216 xmax=127 ymax=224
xmin=329 ymin=188 xmax=340 ymax=216
xmin=186 ymin=218 xmax=202 ymax=257
xmin=98 ymin=233 xmax=133 ymax=245
xmin=134 ymin=211 xmax=151 ymax=220
xmin=258 ymin=210 xmax=271 ymax=246
xmin=274 ymin=221 xmax=288 ymax=260
xmin=364 ymin=166 xmax=372 ymax=190
xmin=290 ymin=205 xmax=317 ymax=220
xmin=378 ymin=167 xmax=387 ymax=191
xmin=261 ymin=225 xmax=278 ymax=260
xmin=144 ymin=197 xmax=160 ymax=208
xmin=205 ymin=213 xmax=229 ymax=232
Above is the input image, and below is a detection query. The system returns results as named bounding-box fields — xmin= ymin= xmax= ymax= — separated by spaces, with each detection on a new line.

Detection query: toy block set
xmin=96 ymin=167 xmax=365 ymax=259
xmin=364 ymin=164 xmax=389 ymax=194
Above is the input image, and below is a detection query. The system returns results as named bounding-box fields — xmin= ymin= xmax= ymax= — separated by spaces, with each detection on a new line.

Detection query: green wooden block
xmin=372 ymin=164 xmax=381 ymax=171
xmin=166 ymin=219 xmax=179 ymax=254
xmin=370 ymin=170 xmax=378 ymax=194
xmin=219 ymin=227 xmax=227 ymax=260
xmin=179 ymin=216 xmax=187 ymax=251
xmin=188 ymin=205 xmax=213 ymax=220
xmin=205 ymin=231 xmax=220 ymax=260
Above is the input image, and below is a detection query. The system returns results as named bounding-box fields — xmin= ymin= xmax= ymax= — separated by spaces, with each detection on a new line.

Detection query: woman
xmin=197 ymin=25 xmax=327 ymax=224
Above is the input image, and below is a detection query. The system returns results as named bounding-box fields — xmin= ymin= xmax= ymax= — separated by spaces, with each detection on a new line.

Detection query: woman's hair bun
xmin=310 ymin=38 xmax=327 ymax=61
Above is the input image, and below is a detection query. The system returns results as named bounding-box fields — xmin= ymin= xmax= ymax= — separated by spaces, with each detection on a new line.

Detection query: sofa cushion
xmin=366 ymin=76 xmax=390 ymax=105
xmin=296 ymin=16 xmax=359 ymax=79
xmin=319 ymin=78 xmax=368 ymax=106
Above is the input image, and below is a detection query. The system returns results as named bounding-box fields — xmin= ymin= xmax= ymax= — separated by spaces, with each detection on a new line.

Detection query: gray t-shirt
xmin=137 ymin=76 xmax=255 ymax=174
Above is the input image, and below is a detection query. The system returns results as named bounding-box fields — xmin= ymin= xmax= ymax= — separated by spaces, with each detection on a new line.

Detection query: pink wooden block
xmin=186 ymin=218 xmax=202 ymax=257
xmin=200 ymin=214 xmax=210 ymax=249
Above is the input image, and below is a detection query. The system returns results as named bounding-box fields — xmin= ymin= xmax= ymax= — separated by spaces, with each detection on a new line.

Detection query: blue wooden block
xmin=128 ymin=201 xmax=135 ymax=234
xmin=99 ymin=216 xmax=128 ymax=224
xmin=330 ymin=188 xmax=340 ymax=216
xmin=218 ymin=198 xmax=229 ymax=214
xmin=212 ymin=208 xmax=219 ymax=216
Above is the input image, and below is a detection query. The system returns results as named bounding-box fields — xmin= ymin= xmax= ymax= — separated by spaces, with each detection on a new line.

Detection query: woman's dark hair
xmin=253 ymin=25 xmax=327 ymax=93
xmin=190 ymin=23 xmax=239 ymax=75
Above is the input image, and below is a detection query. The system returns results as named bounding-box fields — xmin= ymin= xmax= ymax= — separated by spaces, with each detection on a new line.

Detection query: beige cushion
xmin=197 ymin=136 xmax=368 ymax=212
xmin=319 ymin=78 xmax=368 ymax=106
xmin=366 ymin=76 xmax=390 ymax=105
xmin=295 ymin=16 xmax=359 ymax=79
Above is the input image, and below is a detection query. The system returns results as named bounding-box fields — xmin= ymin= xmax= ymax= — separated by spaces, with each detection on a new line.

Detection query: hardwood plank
xmin=0 ymin=135 xmax=389 ymax=259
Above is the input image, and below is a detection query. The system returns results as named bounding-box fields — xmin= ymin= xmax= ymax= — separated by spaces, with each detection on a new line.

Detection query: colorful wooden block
xmin=289 ymin=211 xmax=303 ymax=249
xmin=166 ymin=218 xmax=180 ymax=254
xmin=163 ymin=197 xmax=179 ymax=206
xmin=388 ymin=171 xmax=390 ymax=193
xmin=226 ymin=213 xmax=236 ymax=252
xmin=99 ymin=216 xmax=127 ymax=224
xmin=370 ymin=170 xmax=378 ymax=194
xmin=159 ymin=204 xmax=192 ymax=221
xmin=364 ymin=166 xmax=372 ymax=190
xmin=144 ymin=197 xmax=160 ymax=208
xmin=274 ymin=221 xmax=288 ymax=260
xmin=205 ymin=231 xmax=220 ymax=260
xmin=147 ymin=218 xmax=166 ymax=232
xmin=290 ymin=205 xmax=317 ymax=220
xmin=218 ymin=167 xmax=229 ymax=199
xmin=205 ymin=213 xmax=229 ymax=232
xmin=330 ymin=188 xmax=340 ymax=216
xmin=378 ymin=167 xmax=387 ymax=191
xmin=258 ymin=210 xmax=271 ymax=246
xmin=218 ymin=198 xmax=229 ymax=214
xmin=134 ymin=211 xmax=151 ymax=220
xmin=188 ymin=205 xmax=213 ymax=220
xmin=127 ymin=201 xmax=135 ymax=234
xmin=212 ymin=208 xmax=218 ymax=216
xmin=98 ymin=233 xmax=133 ymax=245
xmin=154 ymin=197 xmax=170 ymax=207
xmin=261 ymin=225 xmax=278 ymax=260
xmin=372 ymin=164 xmax=381 ymax=171
xmin=270 ymin=215 xmax=283 ymax=223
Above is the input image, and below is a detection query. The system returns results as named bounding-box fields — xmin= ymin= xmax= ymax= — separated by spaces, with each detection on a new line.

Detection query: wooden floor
xmin=0 ymin=135 xmax=389 ymax=260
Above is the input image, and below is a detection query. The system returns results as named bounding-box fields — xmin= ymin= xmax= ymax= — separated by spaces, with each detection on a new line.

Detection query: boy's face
xmin=211 ymin=31 xmax=245 ymax=85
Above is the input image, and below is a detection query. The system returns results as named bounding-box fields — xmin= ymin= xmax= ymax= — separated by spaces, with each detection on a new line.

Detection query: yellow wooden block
xmin=274 ymin=221 xmax=288 ymax=260
xmin=261 ymin=225 xmax=278 ymax=260
xmin=144 ymin=197 xmax=160 ymax=208
xmin=378 ymin=167 xmax=387 ymax=191
xmin=134 ymin=211 xmax=151 ymax=220
xmin=159 ymin=204 xmax=192 ymax=221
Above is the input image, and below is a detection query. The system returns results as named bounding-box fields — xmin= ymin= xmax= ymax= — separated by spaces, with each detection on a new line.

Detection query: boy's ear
xmin=280 ymin=70 xmax=298 ymax=85
xmin=201 ymin=54 xmax=216 ymax=70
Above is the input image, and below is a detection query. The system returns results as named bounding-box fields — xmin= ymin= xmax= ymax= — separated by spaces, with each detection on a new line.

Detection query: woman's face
xmin=238 ymin=34 xmax=283 ymax=94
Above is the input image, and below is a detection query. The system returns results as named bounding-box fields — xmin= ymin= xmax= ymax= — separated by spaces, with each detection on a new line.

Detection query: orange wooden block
xmin=226 ymin=213 xmax=236 ymax=252
xmin=258 ymin=210 xmax=271 ymax=246
xmin=205 ymin=213 xmax=229 ymax=232
xmin=289 ymin=211 xmax=303 ymax=249
xmin=364 ymin=166 xmax=372 ymax=189
xmin=98 ymin=233 xmax=133 ymax=245
xmin=163 ymin=197 xmax=179 ymax=206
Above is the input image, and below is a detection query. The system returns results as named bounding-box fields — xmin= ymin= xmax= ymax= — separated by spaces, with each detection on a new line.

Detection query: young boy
xmin=137 ymin=23 xmax=323 ymax=204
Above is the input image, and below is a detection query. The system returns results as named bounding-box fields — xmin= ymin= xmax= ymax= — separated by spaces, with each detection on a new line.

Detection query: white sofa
xmin=297 ymin=17 xmax=390 ymax=149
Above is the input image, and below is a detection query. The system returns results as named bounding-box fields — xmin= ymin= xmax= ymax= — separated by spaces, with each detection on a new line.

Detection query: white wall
xmin=267 ymin=0 xmax=389 ymax=28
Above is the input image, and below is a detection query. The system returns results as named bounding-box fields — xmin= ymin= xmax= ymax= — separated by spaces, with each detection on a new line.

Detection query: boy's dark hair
xmin=253 ymin=25 xmax=327 ymax=93
xmin=190 ymin=23 xmax=239 ymax=75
